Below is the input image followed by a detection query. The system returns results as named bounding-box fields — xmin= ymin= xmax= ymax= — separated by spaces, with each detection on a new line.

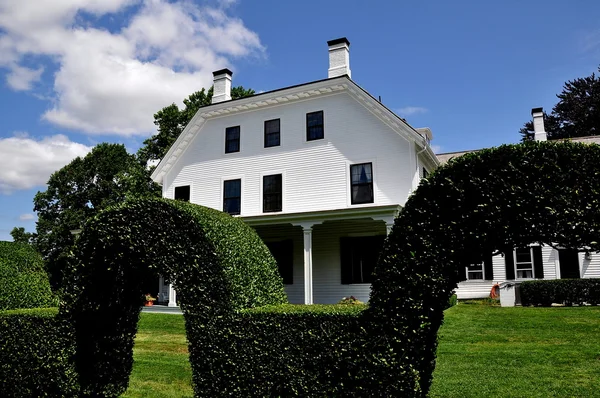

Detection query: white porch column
xmin=168 ymin=283 xmax=177 ymax=307
xmin=293 ymin=222 xmax=317 ymax=305
xmin=385 ymin=222 xmax=394 ymax=235
xmin=302 ymin=226 xmax=314 ymax=305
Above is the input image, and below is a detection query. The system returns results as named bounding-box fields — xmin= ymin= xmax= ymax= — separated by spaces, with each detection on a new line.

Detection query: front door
xmin=558 ymin=249 xmax=580 ymax=279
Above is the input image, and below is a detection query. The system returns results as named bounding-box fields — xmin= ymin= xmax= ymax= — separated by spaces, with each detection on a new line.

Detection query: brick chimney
xmin=327 ymin=37 xmax=351 ymax=78
xmin=212 ymin=68 xmax=232 ymax=104
xmin=532 ymin=107 xmax=546 ymax=141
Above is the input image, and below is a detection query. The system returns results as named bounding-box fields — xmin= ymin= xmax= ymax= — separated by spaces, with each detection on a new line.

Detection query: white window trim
xmin=346 ymin=159 xmax=378 ymax=208
xmin=465 ymin=263 xmax=485 ymax=281
xmin=304 ymin=109 xmax=325 ymax=143
xmin=263 ymin=116 xmax=284 ymax=149
xmin=172 ymin=183 xmax=193 ymax=202
xmin=514 ymin=246 xmax=535 ymax=280
xmin=221 ymin=175 xmax=244 ymax=216
xmin=260 ymin=170 xmax=286 ymax=214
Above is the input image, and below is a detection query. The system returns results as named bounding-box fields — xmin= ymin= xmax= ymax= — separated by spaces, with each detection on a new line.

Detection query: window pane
xmin=265 ymin=119 xmax=280 ymax=134
xmin=306 ymin=111 xmax=324 ymax=140
xmin=516 ymin=248 xmax=532 ymax=263
xmin=467 ymin=264 xmax=483 ymax=271
xmin=174 ymin=185 xmax=190 ymax=201
xmin=263 ymin=174 xmax=282 ymax=212
xmin=341 ymin=235 xmax=385 ymax=284
xmin=351 ymin=164 xmax=372 ymax=184
xmin=225 ymin=126 xmax=240 ymax=153
xmin=350 ymin=163 xmax=374 ymax=204
xmin=517 ymin=270 xmax=533 ymax=278
xmin=468 ymin=271 xmax=484 ymax=280
xmin=265 ymin=132 xmax=280 ymax=147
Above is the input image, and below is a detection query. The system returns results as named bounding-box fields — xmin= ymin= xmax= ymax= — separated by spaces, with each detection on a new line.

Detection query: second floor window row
xmin=224 ymin=111 xmax=325 ymax=154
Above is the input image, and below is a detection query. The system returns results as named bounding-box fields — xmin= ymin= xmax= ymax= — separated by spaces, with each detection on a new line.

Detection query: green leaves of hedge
xmin=0 ymin=241 xmax=57 ymax=310
xmin=521 ymin=279 xmax=600 ymax=306
xmin=368 ymin=141 xmax=600 ymax=395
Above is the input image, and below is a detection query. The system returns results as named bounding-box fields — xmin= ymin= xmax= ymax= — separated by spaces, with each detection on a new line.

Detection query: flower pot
xmin=144 ymin=301 xmax=154 ymax=307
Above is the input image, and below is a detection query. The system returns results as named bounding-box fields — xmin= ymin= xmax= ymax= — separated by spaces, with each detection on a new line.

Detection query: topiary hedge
xmin=366 ymin=141 xmax=600 ymax=394
xmin=0 ymin=308 xmax=77 ymax=397
xmin=59 ymin=198 xmax=286 ymax=397
xmin=521 ymin=278 xmax=600 ymax=306
xmin=0 ymin=241 xmax=57 ymax=310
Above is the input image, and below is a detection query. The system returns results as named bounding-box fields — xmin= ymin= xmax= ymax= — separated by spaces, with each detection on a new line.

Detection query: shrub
xmin=521 ymin=279 xmax=600 ymax=306
xmin=204 ymin=304 xmax=366 ymax=397
xmin=59 ymin=198 xmax=286 ymax=397
xmin=0 ymin=241 xmax=57 ymax=310
xmin=446 ymin=294 xmax=458 ymax=308
xmin=0 ymin=308 xmax=77 ymax=397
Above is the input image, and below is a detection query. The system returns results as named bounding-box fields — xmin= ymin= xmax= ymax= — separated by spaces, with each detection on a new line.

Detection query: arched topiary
xmin=59 ymin=199 xmax=286 ymax=396
xmin=0 ymin=241 xmax=57 ymax=310
xmin=366 ymin=140 xmax=600 ymax=395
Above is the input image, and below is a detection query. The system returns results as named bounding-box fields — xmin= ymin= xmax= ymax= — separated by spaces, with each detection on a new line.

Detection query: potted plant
xmin=144 ymin=293 xmax=157 ymax=307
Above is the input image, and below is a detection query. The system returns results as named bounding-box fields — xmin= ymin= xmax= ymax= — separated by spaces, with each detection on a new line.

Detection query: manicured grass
xmin=124 ymin=305 xmax=600 ymax=397
xmin=122 ymin=313 xmax=192 ymax=398
xmin=430 ymin=303 xmax=600 ymax=397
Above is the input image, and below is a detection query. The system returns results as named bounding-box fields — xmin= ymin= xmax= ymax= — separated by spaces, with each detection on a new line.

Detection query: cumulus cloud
xmin=0 ymin=0 xmax=264 ymax=136
xmin=0 ymin=134 xmax=91 ymax=194
xmin=397 ymin=106 xmax=428 ymax=117
xmin=6 ymin=65 xmax=44 ymax=90
xmin=19 ymin=213 xmax=35 ymax=221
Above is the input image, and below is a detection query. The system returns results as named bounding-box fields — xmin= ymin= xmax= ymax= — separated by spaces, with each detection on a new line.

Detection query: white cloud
xmin=19 ymin=213 xmax=35 ymax=221
xmin=397 ymin=106 xmax=428 ymax=117
xmin=0 ymin=134 xmax=91 ymax=194
xmin=0 ymin=0 xmax=264 ymax=136
xmin=6 ymin=64 xmax=44 ymax=90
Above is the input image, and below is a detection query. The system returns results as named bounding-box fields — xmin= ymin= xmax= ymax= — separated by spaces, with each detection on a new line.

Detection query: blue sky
xmin=0 ymin=0 xmax=599 ymax=241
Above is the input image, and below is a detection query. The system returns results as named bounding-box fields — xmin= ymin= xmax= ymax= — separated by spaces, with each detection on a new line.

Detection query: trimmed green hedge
xmin=0 ymin=308 xmax=77 ymax=397
xmin=521 ymin=279 xmax=600 ymax=306
xmin=59 ymin=198 xmax=286 ymax=397
xmin=207 ymin=304 xmax=366 ymax=397
xmin=0 ymin=241 xmax=57 ymax=310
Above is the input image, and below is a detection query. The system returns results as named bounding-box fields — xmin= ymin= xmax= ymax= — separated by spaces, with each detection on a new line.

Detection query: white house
xmin=151 ymin=38 xmax=438 ymax=305
xmin=438 ymin=108 xmax=600 ymax=300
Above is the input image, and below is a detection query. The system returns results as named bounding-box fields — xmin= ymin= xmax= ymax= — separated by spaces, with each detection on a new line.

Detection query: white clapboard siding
xmin=254 ymin=219 xmax=386 ymax=304
xmin=163 ymin=92 xmax=416 ymax=215
xmin=542 ymin=245 xmax=558 ymax=280
xmin=582 ymin=253 xmax=600 ymax=278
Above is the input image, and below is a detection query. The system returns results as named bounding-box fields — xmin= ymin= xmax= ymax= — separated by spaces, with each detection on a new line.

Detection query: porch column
xmin=385 ymin=222 xmax=394 ymax=235
xmin=168 ymin=283 xmax=177 ymax=307
xmin=302 ymin=226 xmax=314 ymax=305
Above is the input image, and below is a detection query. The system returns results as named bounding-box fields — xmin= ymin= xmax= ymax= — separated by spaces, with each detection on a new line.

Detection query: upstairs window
xmin=340 ymin=235 xmax=386 ymax=284
xmin=306 ymin=111 xmax=324 ymax=141
xmin=174 ymin=185 xmax=190 ymax=202
xmin=223 ymin=179 xmax=241 ymax=215
xmin=423 ymin=168 xmax=429 ymax=179
xmin=264 ymin=119 xmax=280 ymax=147
xmin=225 ymin=126 xmax=240 ymax=153
xmin=350 ymin=163 xmax=374 ymax=204
xmin=263 ymin=174 xmax=282 ymax=213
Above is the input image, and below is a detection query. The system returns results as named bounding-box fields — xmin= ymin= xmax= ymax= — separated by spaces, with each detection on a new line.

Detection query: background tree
xmin=137 ymin=86 xmax=255 ymax=165
xmin=10 ymin=227 xmax=34 ymax=245
xmin=520 ymin=66 xmax=600 ymax=141
xmin=34 ymin=143 xmax=160 ymax=291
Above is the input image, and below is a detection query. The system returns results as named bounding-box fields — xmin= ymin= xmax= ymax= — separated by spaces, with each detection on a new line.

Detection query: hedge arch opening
xmin=366 ymin=141 xmax=600 ymax=395
xmin=58 ymin=199 xmax=287 ymax=397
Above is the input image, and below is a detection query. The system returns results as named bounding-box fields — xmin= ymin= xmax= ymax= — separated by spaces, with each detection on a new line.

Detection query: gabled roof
xmin=151 ymin=75 xmax=439 ymax=184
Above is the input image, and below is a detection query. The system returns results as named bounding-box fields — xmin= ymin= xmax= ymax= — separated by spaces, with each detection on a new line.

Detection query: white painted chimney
xmin=532 ymin=107 xmax=546 ymax=141
xmin=212 ymin=68 xmax=232 ymax=104
xmin=327 ymin=37 xmax=351 ymax=78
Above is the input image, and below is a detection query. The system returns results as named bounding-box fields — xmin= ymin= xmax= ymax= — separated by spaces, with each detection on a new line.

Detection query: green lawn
xmin=123 ymin=305 xmax=600 ymax=397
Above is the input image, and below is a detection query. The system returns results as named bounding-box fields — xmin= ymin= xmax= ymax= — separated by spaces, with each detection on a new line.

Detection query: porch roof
xmin=241 ymin=204 xmax=401 ymax=227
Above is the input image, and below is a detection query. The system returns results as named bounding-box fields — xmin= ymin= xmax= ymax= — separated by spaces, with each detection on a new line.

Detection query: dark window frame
xmin=264 ymin=118 xmax=281 ymax=148
xmin=225 ymin=126 xmax=240 ymax=154
xmin=350 ymin=162 xmax=374 ymax=205
xmin=340 ymin=235 xmax=386 ymax=284
xmin=265 ymin=239 xmax=294 ymax=285
xmin=223 ymin=179 xmax=241 ymax=215
xmin=263 ymin=174 xmax=282 ymax=213
xmin=174 ymin=185 xmax=190 ymax=202
xmin=306 ymin=111 xmax=324 ymax=141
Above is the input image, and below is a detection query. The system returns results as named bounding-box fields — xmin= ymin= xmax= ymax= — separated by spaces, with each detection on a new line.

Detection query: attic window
xmin=306 ymin=111 xmax=324 ymax=141
xmin=225 ymin=126 xmax=240 ymax=153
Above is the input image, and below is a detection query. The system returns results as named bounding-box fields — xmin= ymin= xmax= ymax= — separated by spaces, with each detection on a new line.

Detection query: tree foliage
xmin=137 ymin=86 xmax=255 ymax=165
xmin=33 ymin=143 xmax=160 ymax=291
xmin=10 ymin=227 xmax=34 ymax=245
xmin=521 ymin=66 xmax=600 ymax=141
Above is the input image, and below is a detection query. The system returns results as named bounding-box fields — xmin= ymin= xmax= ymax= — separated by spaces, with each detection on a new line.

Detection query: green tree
xmin=137 ymin=86 xmax=255 ymax=165
xmin=521 ymin=66 xmax=600 ymax=141
xmin=34 ymin=143 xmax=160 ymax=291
xmin=10 ymin=227 xmax=34 ymax=245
